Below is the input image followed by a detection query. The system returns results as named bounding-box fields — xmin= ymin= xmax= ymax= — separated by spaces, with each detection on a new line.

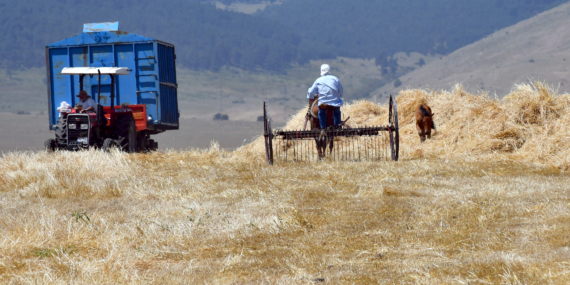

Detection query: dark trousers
xmin=318 ymin=106 xmax=341 ymax=129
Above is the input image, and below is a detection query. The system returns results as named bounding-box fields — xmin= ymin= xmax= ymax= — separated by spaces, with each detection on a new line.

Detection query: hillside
xmin=378 ymin=2 xmax=570 ymax=97
xmin=0 ymin=0 xmax=302 ymax=72
xmin=1 ymin=85 xmax=570 ymax=283
xmin=1 ymin=0 xmax=568 ymax=73
xmin=259 ymin=0 xmax=569 ymax=64
xmin=0 ymin=54 xmax=436 ymax=119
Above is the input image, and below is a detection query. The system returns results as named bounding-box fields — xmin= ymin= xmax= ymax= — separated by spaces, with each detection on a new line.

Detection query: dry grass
xmin=1 ymin=82 xmax=570 ymax=284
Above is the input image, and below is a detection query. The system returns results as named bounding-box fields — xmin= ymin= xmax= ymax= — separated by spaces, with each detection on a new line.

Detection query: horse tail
xmin=419 ymin=105 xmax=432 ymax=117
xmin=432 ymin=121 xmax=437 ymax=130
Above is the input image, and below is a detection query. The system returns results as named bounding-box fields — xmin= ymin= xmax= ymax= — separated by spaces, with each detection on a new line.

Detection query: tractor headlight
xmin=80 ymin=124 xmax=89 ymax=129
xmin=68 ymin=124 xmax=76 ymax=129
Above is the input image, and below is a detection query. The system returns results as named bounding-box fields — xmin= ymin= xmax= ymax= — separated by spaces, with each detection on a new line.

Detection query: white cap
xmin=320 ymin=64 xmax=330 ymax=76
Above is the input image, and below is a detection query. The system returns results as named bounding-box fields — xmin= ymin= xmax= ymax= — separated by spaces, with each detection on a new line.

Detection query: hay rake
xmin=263 ymin=95 xmax=399 ymax=165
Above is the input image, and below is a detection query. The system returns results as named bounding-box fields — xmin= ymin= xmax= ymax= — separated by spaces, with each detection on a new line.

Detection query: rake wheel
xmin=263 ymin=101 xmax=274 ymax=165
xmin=389 ymin=95 xmax=400 ymax=161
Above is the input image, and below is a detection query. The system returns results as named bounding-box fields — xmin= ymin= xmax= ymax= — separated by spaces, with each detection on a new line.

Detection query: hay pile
xmin=237 ymin=81 xmax=570 ymax=170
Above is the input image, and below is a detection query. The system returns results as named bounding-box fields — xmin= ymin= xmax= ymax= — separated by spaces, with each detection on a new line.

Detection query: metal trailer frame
xmin=263 ymin=95 xmax=399 ymax=165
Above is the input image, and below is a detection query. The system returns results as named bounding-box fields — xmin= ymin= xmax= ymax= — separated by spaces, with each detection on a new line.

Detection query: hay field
xmin=1 ymin=82 xmax=570 ymax=284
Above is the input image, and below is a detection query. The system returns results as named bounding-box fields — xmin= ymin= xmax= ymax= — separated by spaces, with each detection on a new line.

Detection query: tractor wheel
xmin=114 ymin=115 xmax=137 ymax=153
xmin=44 ymin=138 xmax=57 ymax=152
xmin=136 ymin=133 xmax=148 ymax=153
xmin=102 ymin=138 xmax=119 ymax=152
xmin=148 ymin=139 xmax=158 ymax=151
xmin=55 ymin=116 xmax=67 ymax=145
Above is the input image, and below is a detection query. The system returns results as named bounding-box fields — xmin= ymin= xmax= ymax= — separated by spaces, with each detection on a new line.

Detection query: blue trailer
xmin=44 ymin=22 xmax=179 ymax=152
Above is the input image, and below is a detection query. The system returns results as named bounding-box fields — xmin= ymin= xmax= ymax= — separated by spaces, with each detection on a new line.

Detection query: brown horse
xmin=415 ymin=104 xmax=436 ymax=142
xmin=306 ymin=96 xmax=335 ymax=158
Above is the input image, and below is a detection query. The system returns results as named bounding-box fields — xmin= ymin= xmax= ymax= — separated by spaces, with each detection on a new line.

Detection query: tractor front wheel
xmin=102 ymin=138 xmax=119 ymax=152
xmin=55 ymin=116 xmax=67 ymax=145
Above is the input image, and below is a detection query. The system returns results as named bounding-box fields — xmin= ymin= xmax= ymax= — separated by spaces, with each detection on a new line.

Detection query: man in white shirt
xmin=76 ymin=90 xmax=97 ymax=113
xmin=307 ymin=64 xmax=344 ymax=129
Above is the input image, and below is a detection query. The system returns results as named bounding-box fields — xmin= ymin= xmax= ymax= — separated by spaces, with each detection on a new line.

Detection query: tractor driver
xmin=76 ymin=90 xmax=97 ymax=113
xmin=307 ymin=64 xmax=344 ymax=129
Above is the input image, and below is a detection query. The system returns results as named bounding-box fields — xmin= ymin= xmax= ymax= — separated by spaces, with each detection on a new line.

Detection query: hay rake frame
xmin=263 ymin=95 xmax=399 ymax=165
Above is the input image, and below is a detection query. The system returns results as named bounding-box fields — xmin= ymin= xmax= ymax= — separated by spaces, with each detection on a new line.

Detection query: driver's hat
xmin=77 ymin=90 xmax=88 ymax=97
xmin=320 ymin=64 xmax=330 ymax=76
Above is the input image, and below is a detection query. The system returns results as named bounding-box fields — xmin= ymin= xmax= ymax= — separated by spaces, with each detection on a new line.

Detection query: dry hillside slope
xmin=378 ymin=2 xmax=570 ymax=97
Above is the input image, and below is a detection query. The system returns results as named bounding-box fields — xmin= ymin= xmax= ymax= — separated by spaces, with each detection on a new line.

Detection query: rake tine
xmin=350 ymin=132 xmax=354 ymax=161
xmin=334 ymin=128 xmax=337 ymax=161
xmin=335 ymin=129 xmax=337 ymax=161
xmin=365 ymin=133 xmax=368 ymax=161
xmin=377 ymin=128 xmax=382 ymax=161
xmin=294 ymin=133 xmax=297 ymax=162
xmin=285 ymin=134 xmax=287 ymax=162
xmin=334 ymin=129 xmax=337 ymax=161
xmin=377 ymin=127 xmax=380 ymax=161
xmin=269 ymin=125 xmax=393 ymax=164
xmin=291 ymin=132 xmax=297 ymax=162
xmin=374 ymin=127 xmax=376 ymax=161
xmin=375 ymin=126 xmax=379 ymax=161
xmin=304 ymin=132 xmax=306 ymax=162
xmin=358 ymin=134 xmax=361 ymax=161
xmin=341 ymin=135 xmax=344 ymax=161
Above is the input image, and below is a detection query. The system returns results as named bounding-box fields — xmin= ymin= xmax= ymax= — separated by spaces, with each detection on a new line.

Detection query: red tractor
xmin=45 ymin=67 xmax=157 ymax=153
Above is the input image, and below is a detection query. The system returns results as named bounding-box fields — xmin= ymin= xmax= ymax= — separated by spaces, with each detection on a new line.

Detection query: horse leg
xmin=316 ymin=130 xmax=327 ymax=159
xmin=314 ymin=138 xmax=322 ymax=159
xmin=416 ymin=121 xmax=426 ymax=143
xmin=425 ymin=118 xmax=432 ymax=140
xmin=310 ymin=117 xmax=323 ymax=159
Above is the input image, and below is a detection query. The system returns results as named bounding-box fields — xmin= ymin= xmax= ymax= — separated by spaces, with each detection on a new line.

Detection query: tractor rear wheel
xmin=44 ymin=138 xmax=56 ymax=152
xmin=55 ymin=116 xmax=67 ymax=145
xmin=137 ymin=133 xmax=148 ymax=153
xmin=102 ymin=138 xmax=119 ymax=152
xmin=148 ymin=139 xmax=158 ymax=151
xmin=114 ymin=116 xmax=137 ymax=153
